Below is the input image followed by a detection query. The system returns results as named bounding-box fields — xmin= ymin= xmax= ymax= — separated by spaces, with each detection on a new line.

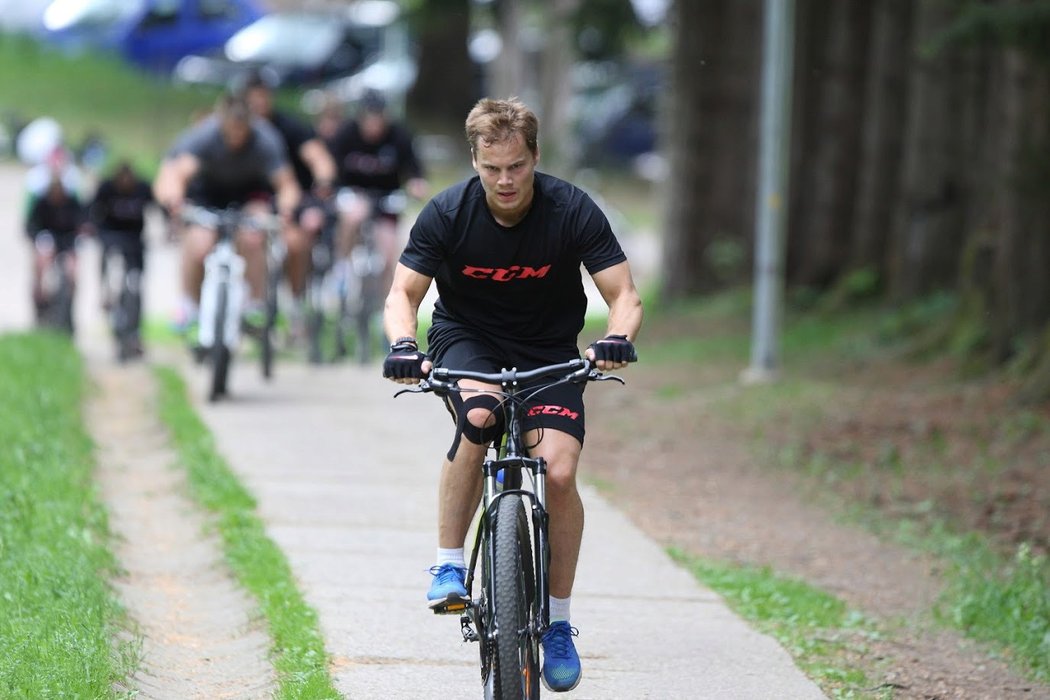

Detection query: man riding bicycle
xmin=26 ymin=174 xmax=88 ymax=329
xmin=90 ymin=160 xmax=154 ymax=355
xmin=239 ymin=69 xmax=338 ymax=340
xmin=328 ymin=89 xmax=428 ymax=300
xmin=153 ymin=93 xmax=301 ymax=336
xmin=382 ymin=97 xmax=643 ymax=693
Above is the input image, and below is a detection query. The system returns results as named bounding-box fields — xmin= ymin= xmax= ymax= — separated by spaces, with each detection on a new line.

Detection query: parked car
xmin=173 ymin=0 xmax=415 ymax=100
xmin=36 ymin=0 xmax=263 ymax=73
xmin=570 ymin=59 xmax=663 ymax=167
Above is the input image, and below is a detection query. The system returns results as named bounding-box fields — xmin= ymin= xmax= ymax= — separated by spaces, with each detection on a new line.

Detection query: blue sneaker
xmin=541 ymin=621 xmax=581 ymax=692
xmin=427 ymin=563 xmax=468 ymax=611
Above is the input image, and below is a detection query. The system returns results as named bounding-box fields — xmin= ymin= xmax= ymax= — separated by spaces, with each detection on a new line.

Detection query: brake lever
xmin=393 ymin=381 xmax=430 ymax=398
xmin=591 ymin=370 xmax=626 ymax=385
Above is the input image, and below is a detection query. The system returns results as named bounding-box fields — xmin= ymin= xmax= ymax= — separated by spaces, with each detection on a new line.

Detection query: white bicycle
xmin=182 ymin=205 xmax=283 ymax=402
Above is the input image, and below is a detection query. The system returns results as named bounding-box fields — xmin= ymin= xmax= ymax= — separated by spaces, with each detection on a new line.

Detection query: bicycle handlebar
xmin=180 ymin=204 xmax=281 ymax=236
xmin=395 ymin=358 xmax=624 ymax=399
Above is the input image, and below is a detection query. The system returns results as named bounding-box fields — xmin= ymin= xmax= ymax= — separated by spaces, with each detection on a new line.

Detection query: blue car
xmin=38 ymin=0 xmax=263 ymax=73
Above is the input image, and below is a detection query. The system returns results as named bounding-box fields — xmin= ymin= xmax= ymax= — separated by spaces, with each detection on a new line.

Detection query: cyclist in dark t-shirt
xmin=153 ymin=93 xmax=301 ymax=333
xmin=382 ymin=97 xmax=643 ymax=693
xmin=328 ymin=89 xmax=428 ymax=299
xmin=26 ymin=175 xmax=87 ymax=317
xmin=91 ymin=161 xmax=154 ymax=304
xmin=240 ymin=70 xmax=337 ymax=335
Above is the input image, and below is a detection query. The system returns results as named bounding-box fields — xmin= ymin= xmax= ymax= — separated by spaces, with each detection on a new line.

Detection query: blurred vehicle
xmin=173 ymin=0 xmax=416 ymax=105
xmin=570 ymin=59 xmax=663 ymax=167
xmin=0 ymin=0 xmax=53 ymax=34
xmin=36 ymin=0 xmax=263 ymax=72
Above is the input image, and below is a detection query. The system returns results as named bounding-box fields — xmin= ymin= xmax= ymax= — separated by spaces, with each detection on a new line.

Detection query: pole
xmin=744 ymin=0 xmax=795 ymax=384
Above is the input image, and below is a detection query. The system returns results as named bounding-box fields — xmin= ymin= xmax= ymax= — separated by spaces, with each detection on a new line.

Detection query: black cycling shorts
xmin=431 ymin=332 xmax=586 ymax=447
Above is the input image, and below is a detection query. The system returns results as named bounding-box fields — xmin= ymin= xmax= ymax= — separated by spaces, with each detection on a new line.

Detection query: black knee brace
xmin=447 ymin=394 xmax=505 ymax=461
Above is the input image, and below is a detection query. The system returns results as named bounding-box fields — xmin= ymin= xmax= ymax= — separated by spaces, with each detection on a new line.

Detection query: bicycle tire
xmin=209 ymin=281 xmax=230 ymax=402
xmin=491 ymin=495 xmax=539 ymax=699
xmin=261 ymin=268 xmax=280 ymax=380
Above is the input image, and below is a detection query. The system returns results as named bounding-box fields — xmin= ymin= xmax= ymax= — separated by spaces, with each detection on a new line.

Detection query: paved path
xmin=0 ymin=163 xmax=826 ymax=698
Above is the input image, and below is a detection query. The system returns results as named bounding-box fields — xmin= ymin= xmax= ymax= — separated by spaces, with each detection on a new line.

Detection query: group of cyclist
xmin=25 ymin=138 xmax=153 ymax=349
xmin=26 ymin=71 xmax=427 ymax=356
xmin=152 ymin=72 xmax=427 ymax=348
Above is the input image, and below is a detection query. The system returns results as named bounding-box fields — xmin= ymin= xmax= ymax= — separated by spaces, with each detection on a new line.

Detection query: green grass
xmin=153 ymin=366 xmax=340 ymax=699
xmin=0 ymin=32 xmax=218 ymax=171
xmin=0 ymin=332 xmax=136 ymax=698
xmin=669 ymin=549 xmax=882 ymax=699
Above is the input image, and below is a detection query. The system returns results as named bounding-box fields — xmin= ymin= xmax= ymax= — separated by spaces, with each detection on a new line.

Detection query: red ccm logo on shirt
xmin=461 ymin=264 xmax=552 ymax=282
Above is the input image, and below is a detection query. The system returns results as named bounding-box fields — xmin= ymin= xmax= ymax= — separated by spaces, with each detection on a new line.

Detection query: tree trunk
xmin=846 ymin=0 xmax=912 ymax=288
xmin=887 ymin=0 xmax=971 ymax=300
xmin=406 ymin=0 xmax=477 ymax=133
xmin=538 ymin=0 xmax=582 ymax=174
xmin=489 ymin=0 xmax=528 ymax=100
xmin=661 ymin=0 xmax=761 ymax=300
xmin=785 ymin=0 xmax=870 ymax=290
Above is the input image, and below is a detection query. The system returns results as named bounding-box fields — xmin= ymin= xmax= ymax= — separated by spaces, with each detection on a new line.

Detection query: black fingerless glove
xmin=589 ymin=334 xmax=638 ymax=363
xmin=383 ymin=339 xmax=428 ymax=379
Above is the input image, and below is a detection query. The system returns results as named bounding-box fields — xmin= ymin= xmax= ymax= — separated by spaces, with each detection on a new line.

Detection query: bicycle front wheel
xmin=209 ymin=281 xmax=231 ymax=402
xmin=491 ymin=495 xmax=539 ymax=699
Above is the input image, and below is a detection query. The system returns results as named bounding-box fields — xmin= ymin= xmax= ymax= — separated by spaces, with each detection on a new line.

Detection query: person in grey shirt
xmin=153 ymin=93 xmax=301 ymax=332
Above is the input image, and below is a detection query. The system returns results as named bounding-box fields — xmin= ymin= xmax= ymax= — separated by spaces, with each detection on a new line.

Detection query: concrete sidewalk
xmin=187 ymin=358 xmax=826 ymax=699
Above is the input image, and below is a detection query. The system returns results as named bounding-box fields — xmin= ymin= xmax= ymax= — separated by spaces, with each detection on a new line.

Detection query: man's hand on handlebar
xmin=382 ymin=338 xmax=433 ymax=384
xmin=586 ymin=334 xmax=638 ymax=371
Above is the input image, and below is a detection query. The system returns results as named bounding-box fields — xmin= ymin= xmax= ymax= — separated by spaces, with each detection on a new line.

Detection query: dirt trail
xmin=586 ymin=371 xmax=1050 ymax=700
xmin=87 ymin=360 xmax=275 ymax=699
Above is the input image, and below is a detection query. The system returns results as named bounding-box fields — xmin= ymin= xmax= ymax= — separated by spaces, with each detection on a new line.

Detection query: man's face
xmin=359 ymin=111 xmax=387 ymax=142
xmin=221 ymin=116 xmax=251 ymax=151
xmin=246 ymin=86 xmax=272 ymax=119
xmin=471 ymin=132 xmax=538 ymax=226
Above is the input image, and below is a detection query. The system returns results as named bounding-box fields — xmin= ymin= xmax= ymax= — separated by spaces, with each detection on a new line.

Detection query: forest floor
xmin=585 ymin=297 xmax=1050 ymax=699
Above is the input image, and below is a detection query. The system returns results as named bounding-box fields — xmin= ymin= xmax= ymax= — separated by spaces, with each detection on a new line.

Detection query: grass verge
xmin=0 ymin=332 xmax=136 ymax=698
xmin=656 ymin=290 xmax=1050 ymax=686
xmin=669 ymin=549 xmax=884 ymax=699
xmin=154 ymin=365 xmax=340 ymax=699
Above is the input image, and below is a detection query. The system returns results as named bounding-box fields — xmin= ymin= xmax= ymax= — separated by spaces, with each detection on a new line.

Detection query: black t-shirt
xmin=328 ymin=120 xmax=424 ymax=192
xmin=26 ymin=195 xmax=84 ymax=238
xmin=268 ymin=109 xmax=316 ymax=190
xmin=400 ymin=172 xmax=627 ymax=350
xmin=91 ymin=178 xmax=153 ymax=235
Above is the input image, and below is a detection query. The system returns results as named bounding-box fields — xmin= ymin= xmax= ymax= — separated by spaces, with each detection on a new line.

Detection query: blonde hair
xmin=465 ymin=97 xmax=539 ymax=155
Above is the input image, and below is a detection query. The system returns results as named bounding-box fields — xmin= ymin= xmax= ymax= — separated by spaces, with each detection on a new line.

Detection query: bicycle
xmin=181 ymin=204 xmax=281 ymax=402
xmin=33 ymin=231 xmax=77 ymax=336
xmin=303 ymin=199 xmax=340 ymax=365
xmin=396 ymin=358 xmax=624 ymax=699
xmin=334 ymin=188 xmax=405 ymax=364
xmin=99 ymin=236 xmax=143 ymax=362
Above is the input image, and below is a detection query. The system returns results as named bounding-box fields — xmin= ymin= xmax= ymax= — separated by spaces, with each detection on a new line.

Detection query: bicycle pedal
xmin=430 ymin=596 xmax=471 ymax=615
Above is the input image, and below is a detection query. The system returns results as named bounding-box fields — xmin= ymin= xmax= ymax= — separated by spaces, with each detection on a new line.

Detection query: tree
xmin=661 ymin=0 xmax=761 ymax=299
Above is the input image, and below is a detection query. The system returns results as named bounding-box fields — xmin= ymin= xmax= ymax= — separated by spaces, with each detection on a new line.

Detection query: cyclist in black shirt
xmin=328 ymin=89 xmax=428 ymax=296
xmin=26 ymin=175 xmax=88 ymax=319
xmin=91 ymin=161 xmax=154 ymax=307
xmin=240 ymin=70 xmax=337 ymax=333
xmin=382 ymin=97 xmax=643 ymax=693
xmin=153 ymin=93 xmax=300 ymax=333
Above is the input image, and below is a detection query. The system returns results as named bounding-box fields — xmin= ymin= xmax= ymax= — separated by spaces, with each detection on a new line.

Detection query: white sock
xmin=549 ymin=595 xmax=571 ymax=623
xmin=180 ymin=296 xmax=198 ymax=319
xmin=436 ymin=547 xmax=465 ymax=569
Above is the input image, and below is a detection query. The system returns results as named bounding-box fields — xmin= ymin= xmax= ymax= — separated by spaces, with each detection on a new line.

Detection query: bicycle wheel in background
xmin=209 ymin=282 xmax=231 ymax=402
xmin=491 ymin=495 xmax=540 ymax=699
xmin=261 ymin=265 xmax=280 ymax=380
xmin=305 ymin=278 xmax=326 ymax=364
